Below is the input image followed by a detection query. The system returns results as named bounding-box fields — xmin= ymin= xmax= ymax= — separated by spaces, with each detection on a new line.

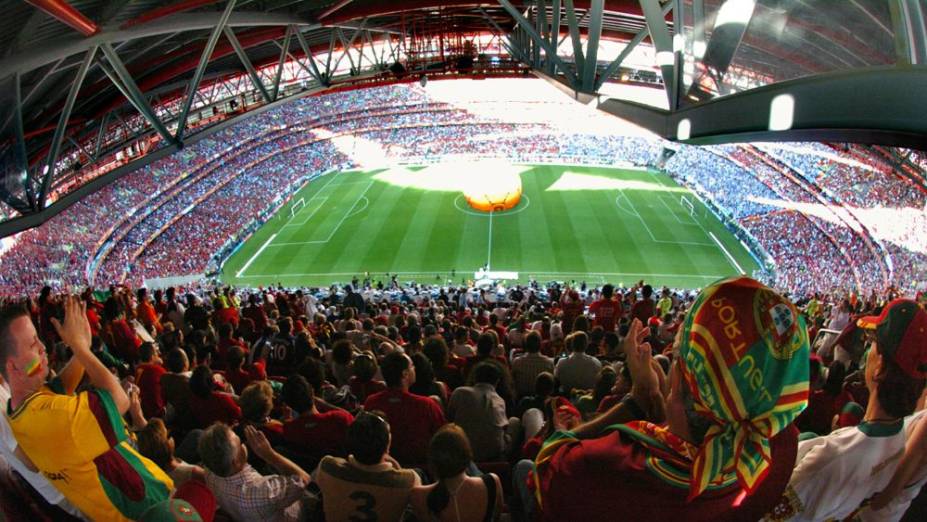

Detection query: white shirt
xmin=554 ymin=352 xmax=602 ymax=393
xmin=858 ymin=409 xmax=927 ymax=522
xmin=0 ymin=382 xmax=84 ymax=518
xmin=766 ymin=420 xmax=906 ymax=521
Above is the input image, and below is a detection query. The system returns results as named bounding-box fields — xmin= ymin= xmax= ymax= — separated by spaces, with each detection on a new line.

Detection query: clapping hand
xmin=50 ymin=295 xmax=92 ymax=354
xmin=244 ymin=425 xmax=274 ymax=461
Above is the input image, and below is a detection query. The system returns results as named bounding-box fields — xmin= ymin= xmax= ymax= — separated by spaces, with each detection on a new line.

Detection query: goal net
xmin=290 ymin=198 xmax=306 ymax=219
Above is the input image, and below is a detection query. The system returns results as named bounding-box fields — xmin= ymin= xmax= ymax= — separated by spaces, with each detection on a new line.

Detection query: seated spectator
xmin=281 ymin=375 xmax=353 ymax=462
xmin=102 ymin=296 xmax=143 ymax=364
xmin=766 ymin=299 xmax=927 ymax=521
xmin=329 ymin=339 xmax=355 ymax=387
xmin=189 ymin=365 xmax=242 ymax=429
xmin=136 ymin=418 xmax=207 ymax=487
xmin=448 ymin=362 xmax=518 ymax=462
xmin=409 ymin=352 xmax=449 ymax=406
xmin=515 ymin=371 xmax=555 ymax=417
xmin=215 ymin=322 xmax=247 ymax=371
xmin=424 ymin=335 xmax=464 ymax=390
xmin=862 ymin=406 xmax=927 ymax=520
xmin=554 ymin=330 xmax=602 ymax=394
xmin=574 ymin=366 xmax=617 ymax=420
xmin=452 ymin=326 xmax=476 ymax=358
xmin=794 ymin=360 xmax=851 ymax=435
xmin=525 ymin=277 xmax=810 ymax=521
xmin=315 ymin=411 xmax=421 ymax=521
xmin=2 ymin=297 xmax=174 ymax=520
xmin=199 ymin=423 xmax=312 ymax=522
xmin=136 ymin=341 xmax=167 ymax=418
xmin=226 ymin=345 xmax=265 ymax=395
xmin=239 ymin=381 xmax=284 ymax=446
xmin=409 ymin=424 xmax=504 ymax=522
xmin=161 ymin=347 xmax=195 ymax=431
xmin=137 ymin=287 xmax=164 ymax=335
xmin=348 ymin=353 xmax=386 ymax=402
xmin=464 ymin=332 xmax=515 ymax=410
xmin=511 ymin=331 xmax=554 ymax=397
xmin=363 ymin=352 xmax=447 ymax=467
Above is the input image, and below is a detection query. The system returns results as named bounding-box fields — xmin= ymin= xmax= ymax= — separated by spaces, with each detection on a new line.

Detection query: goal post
xmin=680 ymin=195 xmax=696 ymax=218
xmin=290 ymin=197 xmax=306 ymax=219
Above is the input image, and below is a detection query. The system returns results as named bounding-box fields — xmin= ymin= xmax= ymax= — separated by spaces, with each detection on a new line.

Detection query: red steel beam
xmin=120 ymin=0 xmax=223 ymax=29
xmin=26 ymin=0 xmax=99 ymax=36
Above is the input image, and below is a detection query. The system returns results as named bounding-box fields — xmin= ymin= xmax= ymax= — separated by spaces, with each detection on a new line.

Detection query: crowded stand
xmin=0 ymin=80 xmax=925 ymax=301
xmin=2 ymin=273 xmax=927 ymax=521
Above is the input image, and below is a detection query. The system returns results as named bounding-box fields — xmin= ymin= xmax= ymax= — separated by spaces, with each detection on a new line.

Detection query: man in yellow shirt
xmin=1 ymin=296 xmax=173 ymax=521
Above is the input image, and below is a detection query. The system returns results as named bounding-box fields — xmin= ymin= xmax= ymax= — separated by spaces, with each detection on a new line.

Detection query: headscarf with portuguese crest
xmin=676 ymin=276 xmax=810 ymax=500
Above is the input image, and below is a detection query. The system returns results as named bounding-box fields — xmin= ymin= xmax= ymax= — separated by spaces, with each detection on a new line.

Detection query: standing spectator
xmin=363 ymin=352 xmax=447 ymax=467
xmin=315 ymin=412 xmax=421 ymax=521
xmin=511 ymin=331 xmax=554 ymax=397
xmin=199 ymin=423 xmax=312 ymax=522
xmin=554 ymin=331 xmax=602 ymax=394
xmin=631 ymin=284 xmax=656 ymax=324
xmin=135 ymin=341 xmax=167 ymax=419
xmin=589 ymin=284 xmax=620 ymax=332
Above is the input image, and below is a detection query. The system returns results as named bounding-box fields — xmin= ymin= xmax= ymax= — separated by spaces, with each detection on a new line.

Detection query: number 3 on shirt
xmin=348 ymin=490 xmax=377 ymax=521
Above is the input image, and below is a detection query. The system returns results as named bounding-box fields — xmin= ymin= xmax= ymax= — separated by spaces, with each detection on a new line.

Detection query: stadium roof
xmin=0 ymin=1 xmax=925 ymax=225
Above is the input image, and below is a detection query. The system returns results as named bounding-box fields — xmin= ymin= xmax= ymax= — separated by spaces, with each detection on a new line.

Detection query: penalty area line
xmin=236 ymin=233 xmax=276 ymax=278
xmin=709 ymin=231 xmax=745 ymax=275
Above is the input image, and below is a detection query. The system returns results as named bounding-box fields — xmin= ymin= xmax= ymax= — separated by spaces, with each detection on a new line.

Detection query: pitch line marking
xmin=345 ymin=197 xmax=369 ymax=219
xmin=236 ymin=233 xmax=277 ymax=277
xmin=283 ymin=196 xmax=328 ymax=227
xmin=272 ymin=181 xmax=375 ymax=246
xmin=452 ymin=195 xmax=531 ymax=216
xmin=710 ymin=231 xmax=746 ymax=274
xmin=235 ymin=270 xmax=728 ymax=280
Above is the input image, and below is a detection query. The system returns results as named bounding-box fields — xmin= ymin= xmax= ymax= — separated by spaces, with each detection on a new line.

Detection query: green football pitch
xmin=220 ymin=163 xmax=760 ymax=289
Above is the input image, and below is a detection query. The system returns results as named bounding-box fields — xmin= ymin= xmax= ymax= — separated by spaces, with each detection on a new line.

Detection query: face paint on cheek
xmin=25 ymin=355 xmax=43 ymax=377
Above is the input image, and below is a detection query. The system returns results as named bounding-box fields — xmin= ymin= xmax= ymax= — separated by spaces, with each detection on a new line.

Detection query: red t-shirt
xmin=534 ymin=425 xmax=798 ymax=522
xmin=348 ymin=378 xmax=387 ymax=403
xmin=283 ymin=409 xmax=354 ymax=457
xmin=135 ymin=362 xmax=167 ymax=419
xmin=189 ymin=392 xmax=242 ymax=429
xmin=363 ymin=389 xmax=446 ymax=467
xmin=225 ymin=365 xmax=264 ymax=395
xmin=631 ymin=298 xmax=656 ymax=324
xmin=589 ymin=299 xmax=621 ymax=331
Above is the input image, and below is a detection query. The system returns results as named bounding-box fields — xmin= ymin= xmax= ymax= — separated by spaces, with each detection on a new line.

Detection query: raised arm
xmin=52 ymin=295 xmax=130 ymax=414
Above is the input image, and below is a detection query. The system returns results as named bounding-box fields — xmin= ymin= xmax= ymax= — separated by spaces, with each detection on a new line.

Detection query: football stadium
xmin=0 ymin=1 xmax=926 ymax=521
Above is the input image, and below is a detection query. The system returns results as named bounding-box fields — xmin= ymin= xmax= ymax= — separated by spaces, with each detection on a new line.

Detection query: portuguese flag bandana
xmin=678 ymin=277 xmax=809 ymax=500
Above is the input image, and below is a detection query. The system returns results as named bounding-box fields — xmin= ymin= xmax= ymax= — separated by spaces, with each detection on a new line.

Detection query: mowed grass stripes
xmin=220 ymin=164 xmax=760 ymax=289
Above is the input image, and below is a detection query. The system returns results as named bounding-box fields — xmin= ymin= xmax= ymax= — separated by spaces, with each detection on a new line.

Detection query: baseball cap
xmin=678 ymin=276 xmax=810 ymax=499
xmin=139 ymin=500 xmax=203 ymax=522
xmin=857 ymin=299 xmax=927 ymax=379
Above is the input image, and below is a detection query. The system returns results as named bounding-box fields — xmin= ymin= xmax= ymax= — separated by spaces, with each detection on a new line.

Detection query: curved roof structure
xmin=0 ymin=0 xmax=925 ymax=233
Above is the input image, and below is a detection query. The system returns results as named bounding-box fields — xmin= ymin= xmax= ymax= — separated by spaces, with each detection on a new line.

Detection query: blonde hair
xmin=239 ymin=381 xmax=274 ymax=422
